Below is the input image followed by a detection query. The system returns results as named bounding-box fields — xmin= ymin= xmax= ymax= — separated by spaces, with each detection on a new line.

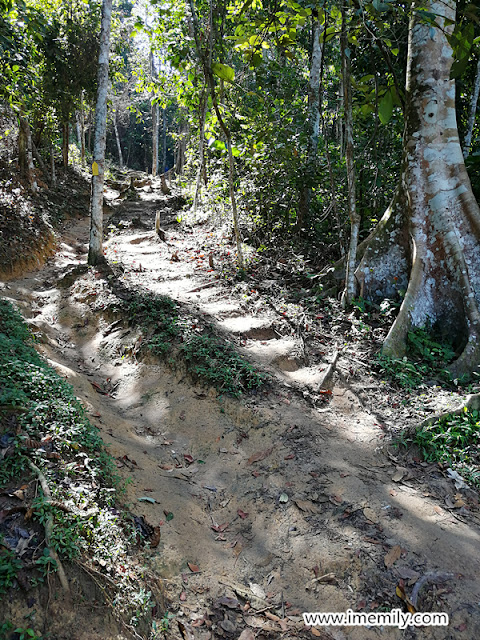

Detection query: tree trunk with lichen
xmin=353 ymin=0 xmax=480 ymax=379
xmin=88 ymin=0 xmax=113 ymax=266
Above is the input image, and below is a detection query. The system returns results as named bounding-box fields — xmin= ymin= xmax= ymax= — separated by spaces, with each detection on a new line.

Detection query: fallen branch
xmin=28 ymin=461 xmax=70 ymax=594
xmin=410 ymin=571 xmax=454 ymax=609
xmin=319 ymin=350 xmax=339 ymax=391
xmin=187 ymin=281 xmax=217 ymax=294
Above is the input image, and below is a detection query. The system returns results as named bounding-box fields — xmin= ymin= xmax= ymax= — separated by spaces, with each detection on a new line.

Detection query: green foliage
xmin=123 ymin=290 xmax=265 ymax=395
xmin=0 ymin=543 xmax=22 ymax=595
xmin=415 ymin=408 xmax=480 ymax=486
xmin=0 ymin=621 xmax=42 ymax=640
xmin=182 ymin=333 xmax=265 ymax=395
xmin=377 ymin=326 xmax=455 ymax=389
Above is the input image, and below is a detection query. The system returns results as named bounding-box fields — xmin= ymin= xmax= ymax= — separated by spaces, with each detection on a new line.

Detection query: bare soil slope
xmin=3 ymin=177 xmax=480 ymax=640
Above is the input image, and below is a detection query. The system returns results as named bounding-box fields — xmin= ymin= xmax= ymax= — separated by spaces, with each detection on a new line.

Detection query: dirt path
xmin=3 ymin=181 xmax=480 ymax=640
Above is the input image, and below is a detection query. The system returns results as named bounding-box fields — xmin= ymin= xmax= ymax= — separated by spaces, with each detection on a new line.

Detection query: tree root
xmin=416 ymin=392 xmax=480 ymax=431
xmin=28 ymin=461 xmax=71 ymax=594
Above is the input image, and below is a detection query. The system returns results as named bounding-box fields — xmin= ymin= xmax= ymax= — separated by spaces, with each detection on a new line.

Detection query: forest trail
xmin=3 ymin=179 xmax=480 ymax=640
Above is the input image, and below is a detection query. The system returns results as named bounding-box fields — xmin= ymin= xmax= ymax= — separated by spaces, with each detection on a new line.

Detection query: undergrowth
xmin=377 ymin=327 xmax=456 ymax=390
xmin=415 ymin=408 xmax=480 ymax=486
xmin=0 ymin=299 xmax=155 ymax=632
xmin=124 ymin=290 xmax=266 ymax=396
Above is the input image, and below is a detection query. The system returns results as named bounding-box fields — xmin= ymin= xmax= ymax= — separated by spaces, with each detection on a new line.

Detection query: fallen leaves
xmin=392 ymin=466 xmax=407 ymax=482
xmin=247 ymin=447 xmax=273 ymax=465
xmin=384 ymin=544 xmax=403 ymax=568
xmin=294 ymin=499 xmax=318 ymax=514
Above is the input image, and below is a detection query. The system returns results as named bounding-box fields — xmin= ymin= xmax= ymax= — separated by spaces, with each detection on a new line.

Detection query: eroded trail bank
xmin=3 ymin=184 xmax=480 ymax=640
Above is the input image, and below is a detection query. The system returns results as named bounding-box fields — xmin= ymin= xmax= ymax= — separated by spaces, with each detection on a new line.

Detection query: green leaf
xmin=378 ymin=88 xmax=393 ymax=124
xmin=212 ymin=62 xmax=235 ymax=83
xmin=231 ymin=147 xmax=242 ymax=157
xmin=210 ymin=139 xmax=226 ymax=151
xmin=138 ymin=496 xmax=156 ymax=504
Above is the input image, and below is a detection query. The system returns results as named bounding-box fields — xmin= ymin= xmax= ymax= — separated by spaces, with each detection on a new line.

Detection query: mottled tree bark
xmin=355 ymin=0 xmax=480 ymax=378
xmin=88 ymin=0 xmax=113 ymax=266
xmin=341 ymin=2 xmax=359 ymax=307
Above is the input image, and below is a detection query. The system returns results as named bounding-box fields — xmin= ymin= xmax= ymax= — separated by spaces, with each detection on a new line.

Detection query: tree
xmin=88 ymin=0 xmax=113 ymax=266
xmin=351 ymin=0 xmax=480 ymax=378
xmin=340 ymin=1 xmax=359 ymax=307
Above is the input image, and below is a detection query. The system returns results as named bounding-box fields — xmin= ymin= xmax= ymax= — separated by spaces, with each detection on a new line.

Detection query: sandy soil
xmin=3 ymin=178 xmax=480 ymax=640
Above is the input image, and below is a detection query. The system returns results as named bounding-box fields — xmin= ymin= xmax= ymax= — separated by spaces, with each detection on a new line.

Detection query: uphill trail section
xmin=3 ymin=174 xmax=480 ymax=640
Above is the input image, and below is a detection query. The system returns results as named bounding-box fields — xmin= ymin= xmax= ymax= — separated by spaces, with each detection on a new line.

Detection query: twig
xmin=28 ymin=461 xmax=71 ymax=594
xmin=410 ymin=572 xmax=454 ymax=609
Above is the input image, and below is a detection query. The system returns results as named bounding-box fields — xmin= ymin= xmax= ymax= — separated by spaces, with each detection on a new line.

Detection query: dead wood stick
xmin=319 ymin=350 xmax=339 ymax=390
xmin=187 ymin=281 xmax=217 ymax=293
xmin=410 ymin=572 xmax=454 ymax=609
xmin=28 ymin=461 xmax=70 ymax=594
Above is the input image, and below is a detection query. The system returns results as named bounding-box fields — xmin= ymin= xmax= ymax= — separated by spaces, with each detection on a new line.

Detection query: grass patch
xmin=123 ymin=290 xmax=266 ymax=396
xmin=0 ymin=298 xmax=156 ymax=632
xmin=414 ymin=408 xmax=480 ymax=486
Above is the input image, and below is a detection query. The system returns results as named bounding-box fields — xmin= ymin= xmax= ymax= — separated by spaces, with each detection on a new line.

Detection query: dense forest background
xmin=3 ymin=0 xmax=478 ymax=263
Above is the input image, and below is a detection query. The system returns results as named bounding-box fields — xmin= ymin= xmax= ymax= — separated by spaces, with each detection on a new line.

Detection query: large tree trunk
xmin=355 ymin=0 xmax=480 ymax=378
xmin=88 ymin=0 xmax=113 ymax=266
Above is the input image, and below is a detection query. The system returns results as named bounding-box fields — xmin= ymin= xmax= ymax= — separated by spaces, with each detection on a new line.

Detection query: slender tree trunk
xmin=88 ymin=108 xmax=92 ymax=153
xmin=19 ymin=116 xmax=38 ymax=193
xmin=50 ymin=144 xmax=56 ymax=187
xmin=341 ymin=3 xmax=360 ymax=307
xmin=62 ymin=121 xmax=69 ymax=168
xmin=188 ymin=0 xmax=244 ymax=268
xmin=298 ymin=14 xmax=324 ymax=228
xmin=194 ymin=90 xmax=208 ymax=212
xmin=113 ymin=109 xmax=124 ymax=168
xmin=162 ymin=107 xmax=167 ymax=172
xmin=88 ymin=0 xmax=113 ymax=266
xmin=176 ymin=117 xmax=187 ymax=175
xmin=79 ymin=91 xmax=86 ymax=165
xmin=338 ymin=81 xmax=344 ymax=156
xmin=152 ymin=102 xmax=158 ymax=176
xmin=32 ymin=140 xmax=47 ymax=175
xmin=75 ymin=112 xmax=82 ymax=162
xmin=463 ymin=57 xmax=480 ymax=158
xmin=150 ymin=51 xmax=159 ymax=177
